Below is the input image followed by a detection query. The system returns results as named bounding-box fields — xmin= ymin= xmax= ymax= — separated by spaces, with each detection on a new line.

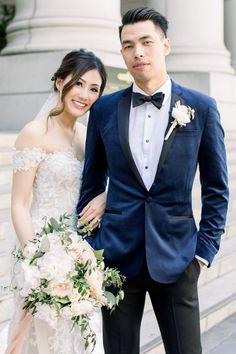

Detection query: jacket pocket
xmin=172 ymin=216 xmax=193 ymax=220
xmin=105 ymin=209 xmax=123 ymax=215
xmin=175 ymin=129 xmax=200 ymax=137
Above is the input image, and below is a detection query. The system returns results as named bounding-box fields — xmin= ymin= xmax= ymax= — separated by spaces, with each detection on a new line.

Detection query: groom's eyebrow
xmin=122 ymin=35 xmax=153 ymax=45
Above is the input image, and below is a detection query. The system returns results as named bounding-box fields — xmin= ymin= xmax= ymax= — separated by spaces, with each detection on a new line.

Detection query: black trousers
xmin=102 ymin=258 xmax=202 ymax=354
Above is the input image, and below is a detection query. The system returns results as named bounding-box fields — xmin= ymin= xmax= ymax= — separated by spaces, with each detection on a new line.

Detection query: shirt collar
xmin=132 ymin=76 xmax=172 ymax=106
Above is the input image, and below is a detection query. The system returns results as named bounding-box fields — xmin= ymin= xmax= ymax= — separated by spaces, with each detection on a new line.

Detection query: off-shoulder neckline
xmin=13 ymin=147 xmax=83 ymax=162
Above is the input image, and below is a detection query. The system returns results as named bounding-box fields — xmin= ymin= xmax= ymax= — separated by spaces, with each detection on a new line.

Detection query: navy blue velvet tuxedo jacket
xmin=77 ymin=81 xmax=229 ymax=283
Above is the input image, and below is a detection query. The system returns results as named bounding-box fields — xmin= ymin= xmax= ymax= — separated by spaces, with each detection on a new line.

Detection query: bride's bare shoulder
xmin=15 ymin=120 xmax=46 ymax=149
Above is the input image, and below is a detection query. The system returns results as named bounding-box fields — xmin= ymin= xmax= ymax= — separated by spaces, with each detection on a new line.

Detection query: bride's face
xmin=58 ymin=69 xmax=102 ymax=118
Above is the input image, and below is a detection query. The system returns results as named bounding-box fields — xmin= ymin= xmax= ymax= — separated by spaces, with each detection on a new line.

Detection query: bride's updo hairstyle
xmin=49 ymin=49 xmax=107 ymax=118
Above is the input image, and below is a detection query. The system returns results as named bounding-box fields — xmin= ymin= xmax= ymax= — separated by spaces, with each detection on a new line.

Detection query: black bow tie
xmin=132 ymin=91 xmax=165 ymax=110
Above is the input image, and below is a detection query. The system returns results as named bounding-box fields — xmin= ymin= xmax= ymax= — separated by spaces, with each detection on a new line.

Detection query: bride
xmin=6 ymin=49 xmax=107 ymax=354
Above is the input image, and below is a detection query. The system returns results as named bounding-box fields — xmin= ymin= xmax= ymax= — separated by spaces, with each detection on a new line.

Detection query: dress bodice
xmin=13 ymin=148 xmax=83 ymax=232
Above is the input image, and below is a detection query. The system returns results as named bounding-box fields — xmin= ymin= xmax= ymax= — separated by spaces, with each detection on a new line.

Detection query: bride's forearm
xmin=11 ymin=205 xmax=35 ymax=247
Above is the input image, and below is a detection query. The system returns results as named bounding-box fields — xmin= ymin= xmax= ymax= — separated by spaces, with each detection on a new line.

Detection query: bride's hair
xmin=49 ymin=49 xmax=107 ymax=118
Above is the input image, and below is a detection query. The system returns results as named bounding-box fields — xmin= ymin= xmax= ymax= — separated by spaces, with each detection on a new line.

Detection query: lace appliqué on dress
xmin=12 ymin=147 xmax=47 ymax=172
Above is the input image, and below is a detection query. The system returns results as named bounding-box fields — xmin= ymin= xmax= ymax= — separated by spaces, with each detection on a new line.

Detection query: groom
xmin=77 ymin=7 xmax=229 ymax=354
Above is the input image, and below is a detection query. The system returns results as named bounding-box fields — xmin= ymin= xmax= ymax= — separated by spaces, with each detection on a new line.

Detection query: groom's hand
xmin=197 ymin=259 xmax=205 ymax=270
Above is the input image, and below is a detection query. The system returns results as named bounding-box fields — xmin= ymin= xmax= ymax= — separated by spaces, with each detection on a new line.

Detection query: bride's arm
xmin=11 ymin=167 xmax=37 ymax=247
xmin=11 ymin=123 xmax=43 ymax=247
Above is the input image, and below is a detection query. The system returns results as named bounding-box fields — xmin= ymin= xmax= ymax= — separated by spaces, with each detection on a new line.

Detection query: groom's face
xmin=120 ymin=20 xmax=170 ymax=87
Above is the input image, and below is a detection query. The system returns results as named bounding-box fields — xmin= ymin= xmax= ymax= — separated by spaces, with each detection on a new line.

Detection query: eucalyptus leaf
xmin=104 ymin=291 xmax=116 ymax=305
xmin=93 ymin=249 xmax=104 ymax=261
xmin=39 ymin=236 xmax=50 ymax=252
xmin=49 ymin=217 xmax=60 ymax=231
xmin=29 ymin=251 xmax=44 ymax=265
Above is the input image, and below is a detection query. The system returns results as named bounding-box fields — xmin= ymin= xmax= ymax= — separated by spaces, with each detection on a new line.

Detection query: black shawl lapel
xmin=117 ymin=88 xmax=147 ymax=190
xmin=150 ymin=89 xmax=185 ymax=189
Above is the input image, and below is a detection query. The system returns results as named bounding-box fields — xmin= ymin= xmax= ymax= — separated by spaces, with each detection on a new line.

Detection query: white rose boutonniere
xmin=164 ymin=101 xmax=195 ymax=141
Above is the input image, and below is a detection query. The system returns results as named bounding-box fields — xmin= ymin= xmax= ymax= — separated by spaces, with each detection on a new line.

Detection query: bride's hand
xmin=78 ymin=191 xmax=106 ymax=229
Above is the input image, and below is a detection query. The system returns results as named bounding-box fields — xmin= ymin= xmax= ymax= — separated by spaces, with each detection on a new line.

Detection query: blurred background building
xmin=0 ymin=1 xmax=236 ymax=353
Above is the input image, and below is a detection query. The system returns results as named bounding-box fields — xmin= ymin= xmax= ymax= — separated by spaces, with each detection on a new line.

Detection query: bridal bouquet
xmin=12 ymin=214 xmax=124 ymax=351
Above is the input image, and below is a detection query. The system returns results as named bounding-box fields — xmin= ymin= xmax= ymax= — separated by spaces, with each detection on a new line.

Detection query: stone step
xmin=0 ymin=165 xmax=12 ymax=186
xmin=227 ymin=152 xmax=236 ymax=164
xmin=0 ymin=133 xmax=17 ymax=148
xmin=225 ymin=222 xmax=236 ymax=241
xmin=229 ymin=164 xmax=236 ymax=175
xmin=201 ymin=312 xmax=236 ymax=354
xmin=225 ymin=140 xmax=236 ymax=150
xmin=141 ymin=268 xmax=236 ymax=353
xmin=0 ymin=147 xmax=13 ymax=166
xmin=0 ymin=185 xmax=11 ymax=210
xmin=198 ymin=235 xmax=236 ymax=287
xmin=0 ymin=208 xmax=11 ymax=223
xmin=225 ymin=129 xmax=236 ymax=139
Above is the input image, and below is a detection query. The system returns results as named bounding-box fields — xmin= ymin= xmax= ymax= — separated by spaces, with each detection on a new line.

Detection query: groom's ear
xmin=163 ymin=37 xmax=171 ymax=56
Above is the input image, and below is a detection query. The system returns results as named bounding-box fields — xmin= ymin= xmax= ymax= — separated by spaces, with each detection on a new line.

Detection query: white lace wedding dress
xmin=7 ymin=148 xmax=104 ymax=354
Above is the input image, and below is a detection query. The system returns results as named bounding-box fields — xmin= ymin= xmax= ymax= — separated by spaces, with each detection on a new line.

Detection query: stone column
xmin=224 ymin=0 xmax=236 ymax=71
xmin=2 ymin=0 xmax=121 ymax=66
xmin=163 ymin=0 xmax=233 ymax=74
xmin=2 ymin=0 xmax=122 ymax=68
xmin=0 ymin=0 xmax=128 ymax=131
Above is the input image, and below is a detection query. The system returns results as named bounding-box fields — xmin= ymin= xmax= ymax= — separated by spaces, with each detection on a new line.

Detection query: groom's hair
xmin=119 ymin=7 xmax=168 ymax=40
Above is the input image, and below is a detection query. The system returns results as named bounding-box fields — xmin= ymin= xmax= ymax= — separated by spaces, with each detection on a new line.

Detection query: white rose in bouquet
xmin=38 ymin=249 xmax=74 ymax=282
xmin=68 ymin=288 xmax=81 ymax=302
xmin=85 ymin=270 xmax=104 ymax=301
xmin=48 ymin=279 xmax=74 ymax=298
xmin=71 ymin=300 xmax=93 ymax=316
xmin=60 ymin=306 xmax=73 ymax=320
xmin=23 ymin=242 xmax=38 ymax=259
xmin=16 ymin=260 xmax=40 ymax=297
xmin=69 ymin=238 xmax=97 ymax=266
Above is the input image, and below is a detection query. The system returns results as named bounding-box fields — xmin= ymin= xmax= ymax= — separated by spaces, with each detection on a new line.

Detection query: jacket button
xmin=146 ymin=196 xmax=153 ymax=202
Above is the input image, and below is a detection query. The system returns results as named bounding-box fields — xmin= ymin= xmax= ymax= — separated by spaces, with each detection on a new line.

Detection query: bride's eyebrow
xmin=78 ymin=78 xmax=101 ymax=87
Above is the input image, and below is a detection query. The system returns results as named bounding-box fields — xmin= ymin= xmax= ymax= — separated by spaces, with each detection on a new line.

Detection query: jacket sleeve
xmin=76 ymin=104 xmax=108 ymax=216
xmin=196 ymin=99 xmax=229 ymax=266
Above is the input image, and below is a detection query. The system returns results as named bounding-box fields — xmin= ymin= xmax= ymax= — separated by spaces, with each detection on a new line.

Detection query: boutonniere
xmin=164 ymin=101 xmax=195 ymax=141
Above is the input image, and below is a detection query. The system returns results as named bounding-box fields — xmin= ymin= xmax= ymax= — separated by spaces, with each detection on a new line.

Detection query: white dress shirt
xmin=129 ymin=77 xmax=171 ymax=191
xmin=128 ymin=77 xmax=208 ymax=266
